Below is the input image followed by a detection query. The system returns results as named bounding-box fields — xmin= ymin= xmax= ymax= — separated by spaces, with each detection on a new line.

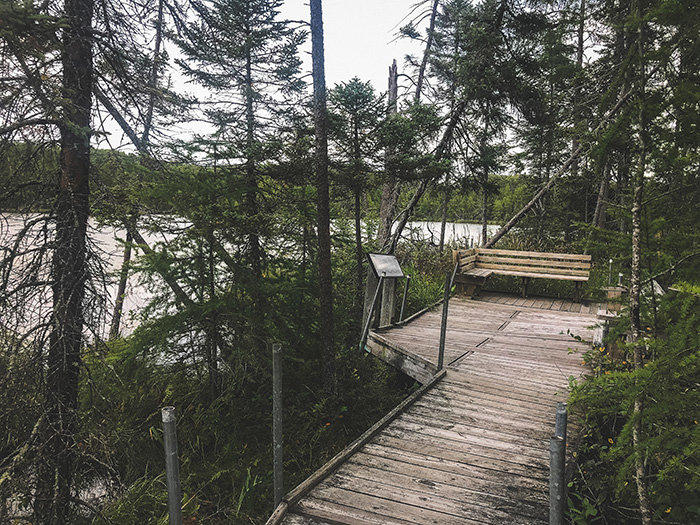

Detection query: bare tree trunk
xmin=35 ymin=0 xmax=93 ymax=521
xmin=481 ymin=190 xmax=489 ymax=246
xmin=439 ymin=182 xmax=450 ymax=255
xmin=571 ymin=0 xmax=586 ymax=176
xmin=108 ymin=230 xmax=132 ymax=340
xmin=354 ymin=188 xmax=364 ymax=329
xmin=414 ymin=0 xmax=440 ymax=102
xmin=310 ymin=0 xmax=335 ymax=392
xmin=378 ymin=60 xmax=400 ymax=251
xmin=380 ymin=0 xmax=440 ymax=251
xmin=389 ymin=102 xmax=464 ymax=253
xmin=592 ymin=163 xmax=611 ymax=228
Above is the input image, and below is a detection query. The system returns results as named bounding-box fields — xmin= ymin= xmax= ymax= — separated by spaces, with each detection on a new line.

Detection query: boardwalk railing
xmin=550 ymin=402 xmax=568 ymax=525
xmin=438 ymin=262 xmax=460 ymax=370
xmin=265 ymin=369 xmax=448 ymax=525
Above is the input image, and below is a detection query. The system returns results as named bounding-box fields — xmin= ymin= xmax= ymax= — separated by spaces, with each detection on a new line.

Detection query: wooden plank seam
xmin=264 ymin=369 xmax=448 ymax=525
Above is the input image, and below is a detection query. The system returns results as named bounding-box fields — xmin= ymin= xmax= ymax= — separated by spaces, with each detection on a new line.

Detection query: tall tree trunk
xmin=378 ymin=60 xmax=400 ymax=251
xmin=481 ymin=189 xmax=489 ymax=246
xmin=244 ymin=43 xmax=266 ymax=355
xmin=108 ymin=230 xmax=132 ymax=340
xmin=354 ymin=188 xmax=364 ymax=328
xmin=571 ymin=0 xmax=586 ymax=176
xmin=439 ymin=181 xmax=450 ymax=255
xmin=629 ymin=1 xmax=652 ymax=522
xmin=310 ymin=0 xmax=335 ymax=392
xmin=35 ymin=0 xmax=93 ymax=521
xmin=414 ymin=0 xmax=440 ymax=102
xmin=352 ymin=113 xmax=364 ymax=331
xmin=592 ymin=162 xmax=611 ymax=228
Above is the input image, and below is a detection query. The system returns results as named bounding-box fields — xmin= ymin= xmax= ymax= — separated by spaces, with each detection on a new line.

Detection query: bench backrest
xmin=454 ymin=248 xmax=591 ymax=278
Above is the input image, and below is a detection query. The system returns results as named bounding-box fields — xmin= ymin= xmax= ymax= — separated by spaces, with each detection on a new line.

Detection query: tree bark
xmin=310 ymin=0 xmax=335 ymax=392
xmin=108 ymin=230 xmax=132 ymax=340
xmin=629 ymin=0 xmax=653 ymax=521
xmin=354 ymin=187 xmax=364 ymax=328
xmin=35 ymin=0 xmax=93 ymax=521
xmin=414 ymin=0 xmax=440 ymax=102
xmin=592 ymin=162 xmax=610 ymax=228
xmin=378 ymin=60 xmax=400 ymax=251
xmin=439 ymin=181 xmax=450 ymax=255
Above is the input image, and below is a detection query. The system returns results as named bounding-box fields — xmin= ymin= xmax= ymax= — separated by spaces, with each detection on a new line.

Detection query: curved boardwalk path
xmin=269 ymin=292 xmax=599 ymax=525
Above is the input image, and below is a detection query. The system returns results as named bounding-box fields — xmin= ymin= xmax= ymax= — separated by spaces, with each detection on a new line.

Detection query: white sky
xmin=99 ymin=0 xmax=427 ymax=149
xmin=280 ymin=0 xmax=425 ymax=94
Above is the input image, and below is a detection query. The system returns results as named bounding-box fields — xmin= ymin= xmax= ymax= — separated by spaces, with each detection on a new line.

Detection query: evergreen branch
xmin=642 ymin=251 xmax=700 ymax=285
xmin=484 ymin=77 xmax=641 ymax=249
xmin=0 ymin=118 xmax=61 ymax=135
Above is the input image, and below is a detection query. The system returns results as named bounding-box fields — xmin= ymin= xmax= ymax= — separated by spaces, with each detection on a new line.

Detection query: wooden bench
xmin=452 ymin=248 xmax=592 ymax=302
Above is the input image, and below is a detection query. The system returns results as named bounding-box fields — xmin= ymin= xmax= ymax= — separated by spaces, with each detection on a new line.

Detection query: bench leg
xmin=455 ymin=276 xmax=486 ymax=298
xmin=463 ymin=280 xmax=483 ymax=298
xmin=521 ymin=277 xmax=530 ymax=298
xmin=574 ymin=281 xmax=582 ymax=303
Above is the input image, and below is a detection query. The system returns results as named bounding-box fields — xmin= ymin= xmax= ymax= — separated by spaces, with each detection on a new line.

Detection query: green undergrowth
xmin=567 ymin=288 xmax=700 ymax=524
xmin=77 ymin=339 xmax=416 ymax=524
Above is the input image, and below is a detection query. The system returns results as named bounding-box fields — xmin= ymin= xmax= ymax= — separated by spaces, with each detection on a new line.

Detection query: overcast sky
xmin=280 ymin=0 xmax=425 ymax=94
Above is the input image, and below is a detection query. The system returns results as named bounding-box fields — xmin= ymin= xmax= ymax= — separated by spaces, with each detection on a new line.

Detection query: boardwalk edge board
xmin=265 ymin=368 xmax=448 ymax=525
xmin=365 ymin=332 xmax=438 ymax=383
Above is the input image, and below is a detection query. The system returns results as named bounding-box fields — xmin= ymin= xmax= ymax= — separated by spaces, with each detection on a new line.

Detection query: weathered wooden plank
xmin=365 ymin=333 xmax=436 ymax=384
xmin=293 ymin=496 xmax=417 ymax=525
xmin=440 ymin=371 xmax=569 ymax=399
xmin=438 ymin=375 xmax=569 ymax=403
xmin=283 ymin=512 xmax=327 ymax=525
xmin=348 ymin=448 xmax=550 ymax=500
xmin=408 ymin=403 xmax=550 ymax=440
xmin=474 ymin=248 xmax=591 ymax=261
xmin=475 ymin=255 xmax=592 ymax=270
xmin=297 ymin=488 xmax=480 ymax=525
xmin=327 ymin=466 xmax=548 ymax=522
xmin=284 ymin=370 xmax=447 ymax=507
xmin=389 ymin=416 xmax=550 ymax=462
xmin=341 ymin=456 xmax=549 ymax=519
xmin=479 ymin=265 xmax=589 ymax=279
xmin=368 ymin=433 xmax=548 ymax=478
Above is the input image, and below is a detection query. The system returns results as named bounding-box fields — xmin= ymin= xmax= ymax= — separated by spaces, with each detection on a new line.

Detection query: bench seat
xmin=453 ymin=248 xmax=591 ymax=302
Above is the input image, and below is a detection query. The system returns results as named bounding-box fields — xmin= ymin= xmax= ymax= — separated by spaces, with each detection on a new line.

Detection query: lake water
xmin=1 ymin=215 xmax=499 ymax=337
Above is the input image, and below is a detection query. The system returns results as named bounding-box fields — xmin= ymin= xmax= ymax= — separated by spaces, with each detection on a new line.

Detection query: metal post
xmin=438 ymin=271 xmax=451 ymax=370
xmin=379 ymin=277 xmax=397 ymax=326
xmin=161 ymin=407 xmax=183 ymax=525
xmin=359 ymin=273 xmax=385 ymax=351
xmin=549 ymin=436 xmax=566 ymax=525
xmin=608 ymin=258 xmax=613 ymax=286
xmin=399 ymin=274 xmax=411 ymax=322
xmin=272 ymin=343 xmax=284 ymax=507
xmin=555 ymin=402 xmax=567 ymax=441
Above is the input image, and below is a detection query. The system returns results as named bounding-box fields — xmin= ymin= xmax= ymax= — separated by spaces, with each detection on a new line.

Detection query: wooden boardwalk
xmin=268 ymin=293 xmax=599 ymax=525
